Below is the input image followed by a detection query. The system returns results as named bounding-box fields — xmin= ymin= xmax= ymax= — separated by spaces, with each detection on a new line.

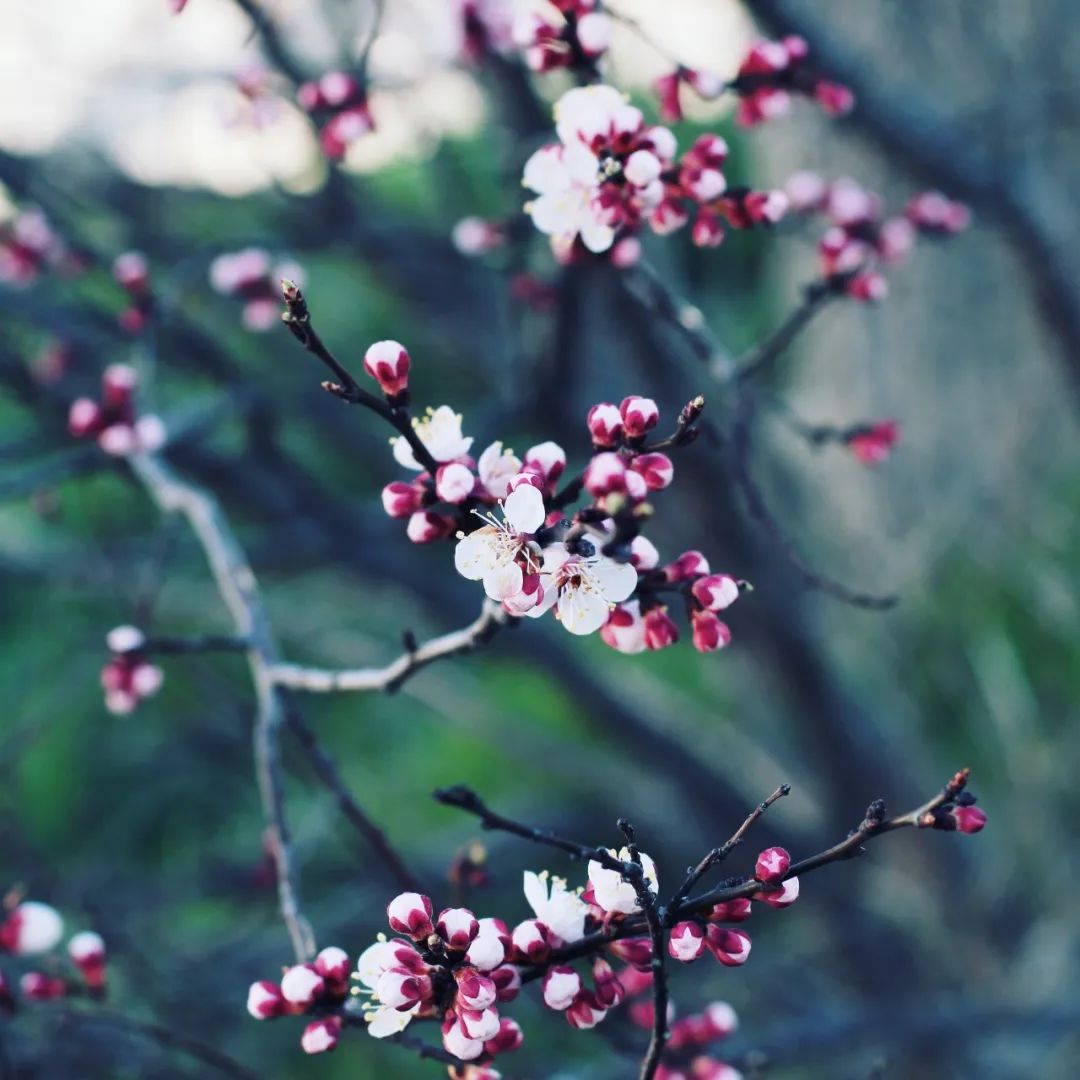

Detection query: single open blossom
xmin=527 ymin=542 xmax=638 ymax=635
xmin=356 ymin=940 xmax=427 ymax=1037
xmin=393 ymin=406 xmax=473 ymax=470
xmin=587 ymin=848 xmax=658 ymax=915
xmin=523 ymin=870 xmax=589 ymax=943
xmin=454 ymin=483 xmax=546 ymax=602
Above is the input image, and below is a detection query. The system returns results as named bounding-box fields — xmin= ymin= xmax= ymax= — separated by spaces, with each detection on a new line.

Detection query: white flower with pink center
xmin=392 ymin=406 xmax=473 ymax=470
xmin=356 ymin=940 xmax=422 ymax=1038
xmin=523 ymin=870 xmax=588 ymax=944
xmin=477 ymin=440 xmax=522 ymax=499
xmin=454 ymin=482 xmax=546 ymax=602
xmin=527 ymin=542 xmax=638 ymax=636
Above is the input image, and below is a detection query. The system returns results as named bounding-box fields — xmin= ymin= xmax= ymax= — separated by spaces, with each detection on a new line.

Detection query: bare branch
xmin=269 ymin=601 xmax=507 ymax=695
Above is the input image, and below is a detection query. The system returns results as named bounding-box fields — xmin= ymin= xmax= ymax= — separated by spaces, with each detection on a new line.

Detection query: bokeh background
xmin=2 ymin=0 xmax=1078 ymax=1077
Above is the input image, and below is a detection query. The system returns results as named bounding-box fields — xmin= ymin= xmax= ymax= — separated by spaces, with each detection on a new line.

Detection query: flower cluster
xmin=785 ymin=174 xmax=971 ymax=301
xmin=0 ymin=208 xmax=70 ymax=286
xmin=297 ymin=71 xmax=374 ymax=161
xmin=247 ymin=946 xmax=353 ymax=1054
xmin=513 ymin=0 xmax=612 ymax=74
xmin=68 ymin=364 xmax=166 ymax=457
xmin=112 ymin=251 xmax=153 ymax=334
xmin=730 ymin=36 xmax=854 ymax=127
xmin=1 ymin=897 xmax=107 ymax=1004
xmin=370 ymin=337 xmax=741 ymax=647
xmin=209 ymin=248 xmax=305 ymax=330
xmin=100 ymin=626 xmax=164 ymax=715
xmin=523 ymin=85 xmax=788 ymax=262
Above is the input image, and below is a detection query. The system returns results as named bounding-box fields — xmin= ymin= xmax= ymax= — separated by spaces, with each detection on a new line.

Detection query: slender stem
xmin=230 ymin=0 xmax=308 ymax=87
xmin=733 ymin=281 xmax=838 ymax=383
xmin=663 ymin=784 xmax=790 ymax=923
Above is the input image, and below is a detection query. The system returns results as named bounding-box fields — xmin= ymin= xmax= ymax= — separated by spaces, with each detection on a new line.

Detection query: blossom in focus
xmin=587 ymin=848 xmax=658 ymax=915
xmin=527 ymin=541 xmax=638 ymax=635
xmin=523 ymin=870 xmax=589 ymax=943
xmin=392 ymin=406 xmax=473 ymax=470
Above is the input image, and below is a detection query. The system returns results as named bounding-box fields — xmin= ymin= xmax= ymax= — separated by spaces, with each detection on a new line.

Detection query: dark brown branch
xmin=663 ymin=783 xmax=790 ymax=923
xmin=282 ymin=700 xmax=423 ymax=893
xmin=230 ymin=0 xmax=308 ymax=87
xmin=730 ymin=395 xmax=898 ymax=610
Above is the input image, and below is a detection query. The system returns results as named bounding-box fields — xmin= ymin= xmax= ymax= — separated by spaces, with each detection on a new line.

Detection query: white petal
xmin=392 ymin=436 xmax=421 ymax=470
xmin=593 ymin=558 xmax=638 ymax=602
xmin=504 ymin=485 xmax=545 ymax=534
xmin=579 ymin=214 xmax=615 ymax=254
xmin=366 ymin=1004 xmax=416 ymax=1038
xmin=523 ymin=871 xmax=548 ymax=918
xmin=558 ymin=585 xmax=612 ymax=635
xmin=356 ymin=941 xmax=400 ymax=989
xmin=562 ymin=142 xmax=601 ymax=186
xmin=523 ymin=145 xmax=569 ymax=195
xmin=524 ymin=578 xmax=559 ymax=619
xmin=455 ymin=529 xmax=501 ymax=581
xmin=484 ymin=560 xmax=524 ymax=600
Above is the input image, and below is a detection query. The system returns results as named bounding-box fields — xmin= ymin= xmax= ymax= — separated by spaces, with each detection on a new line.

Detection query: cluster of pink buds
xmin=731 ymin=36 xmax=854 ymax=127
xmin=247 ymin=946 xmax=352 ymax=1054
xmin=112 ymin=251 xmax=153 ymax=333
xmin=786 ymin=174 xmax=971 ymax=301
xmin=1 ymin=897 xmax=107 ymax=1004
xmin=296 ymin=72 xmax=374 ymax=160
xmin=209 ymin=248 xmax=304 ymax=330
xmin=349 ymin=894 xmax=524 ymax=1064
xmin=513 ymin=0 xmax=612 ymax=74
xmin=523 ymin=85 xmax=787 ymax=262
xmin=0 ymin=208 xmax=69 ymax=286
xmin=100 ymin=626 xmax=164 ymax=715
xmin=68 ymin=364 xmax=166 ymax=457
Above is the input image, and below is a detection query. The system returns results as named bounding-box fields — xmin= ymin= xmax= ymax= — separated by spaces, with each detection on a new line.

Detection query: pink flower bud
xmin=691 ymin=574 xmax=740 ymax=610
xmin=466 ymin=924 xmax=506 ymax=973
xmin=438 ymin=907 xmax=479 ymax=950
xmin=300 ymin=1015 xmax=341 ymax=1054
xmin=542 ymin=966 xmax=582 ymax=1011
xmin=576 ymin=11 xmax=611 ymax=56
xmin=247 ymin=979 xmax=286 ymax=1019
xmin=691 ymin=609 xmax=731 ymax=653
xmin=381 ymin=481 xmax=423 ymax=518
xmin=583 ymin=452 xmax=627 ymax=498
xmin=68 ymin=398 xmax=102 ymax=439
xmin=653 ymin=71 xmax=683 ymax=122
xmin=458 ymin=1005 xmax=501 ymax=1041
xmin=319 ymin=71 xmax=357 ymax=108
xmin=689 ymin=133 xmax=729 ymax=169
xmin=0 ymin=902 xmax=63 ymax=955
xmin=523 ymin=441 xmax=566 ymax=488
xmin=611 ymin=236 xmax=642 ymax=269
xmin=754 ymin=847 xmax=790 ymax=884
xmin=606 ymin=936 xmax=653 ymax=970
xmin=846 ymin=420 xmax=899 ymax=465
xmin=376 ymin=968 xmax=426 ymax=1010
xmin=668 ymin=921 xmax=706 ymax=963
xmin=704 ymin=925 xmax=751 ymax=966
xmin=406 ymin=511 xmax=454 ymax=544
xmin=19 ymin=972 xmax=68 ymax=1000
xmin=566 ymin=989 xmax=607 ymax=1029
xmin=619 ymin=396 xmax=659 ymax=439
xmin=587 ymin=403 xmax=623 ymax=448
xmin=706 ymin=898 xmax=752 ymax=922
xmin=589 ymin=956 xmax=624 ymax=1008
xmin=113 ymin=252 xmax=149 ymax=293
xmin=955 ymin=805 xmax=987 ymax=834
xmin=280 ymin=964 xmax=324 ymax=1006
xmin=643 ymin=607 xmax=679 ymax=650
xmin=363 ymin=340 xmax=410 ymax=398
xmin=102 ymin=363 xmax=137 ymax=407
xmin=665 ymin=550 xmax=710 ymax=581
xmin=67 ymin=931 xmax=106 ymax=990
xmin=490 ymin=963 xmax=522 ymax=1002
xmin=692 ymin=209 xmax=725 ymax=248
xmin=703 ymin=1000 xmax=739 ymax=1038
xmin=452 ymin=217 xmax=504 ymax=256
xmin=630 ymin=452 xmax=674 ymax=491
xmin=684 ymin=167 xmax=727 ymax=203
xmin=436 ymin=462 xmax=476 ymax=504
xmin=443 ymin=1015 xmax=485 ymax=1061
xmin=387 ymin=892 xmax=435 ymax=939
xmin=814 ymin=80 xmax=855 ymax=116
xmin=510 ymin=919 xmax=550 ymax=963
xmin=745 ymin=189 xmax=789 ymax=225
xmin=601 ymin=602 xmax=647 ymax=655
xmin=314 ymin=946 xmax=350 ymax=987
xmin=847 ymin=272 xmax=888 ymax=303
xmin=455 ymin=967 xmax=497 ymax=1010
xmin=754 ymin=876 xmax=800 ymax=908
xmin=484 ymin=1015 xmax=523 ymax=1054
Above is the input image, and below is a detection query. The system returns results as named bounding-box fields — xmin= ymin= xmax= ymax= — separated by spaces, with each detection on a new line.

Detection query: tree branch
xmin=269 ymin=600 xmax=507 ymax=695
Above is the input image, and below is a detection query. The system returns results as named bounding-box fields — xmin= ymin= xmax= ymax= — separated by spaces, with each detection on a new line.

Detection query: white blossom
xmin=527 ymin=543 xmax=637 ymax=635
xmin=392 ymin=406 xmax=473 ymax=470
xmin=587 ymin=848 xmax=658 ymax=915
xmin=523 ymin=870 xmax=589 ymax=943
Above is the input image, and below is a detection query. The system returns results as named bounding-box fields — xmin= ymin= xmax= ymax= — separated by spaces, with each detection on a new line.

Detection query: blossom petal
xmin=455 ymin=529 xmax=501 ymax=581
xmin=366 ymin=1004 xmax=417 ymax=1038
xmin=484 ymin=560 xmax=524 ymax=601
xmin=504 ymin=485 xmax=545 ymax=534
xmin=558 ymin=584 xmax=612 ymax=635
xmin=592 ymin=557 xmax=638 ymax=602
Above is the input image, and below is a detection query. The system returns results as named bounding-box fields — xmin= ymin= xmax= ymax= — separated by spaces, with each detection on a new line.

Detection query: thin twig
xmin=269 ymin=601 xmax=507 ymax=694
xmin=230 ymin=0 xmax=308 ymax=87
xmin=663 ymin=783 xmax=790 ymax=923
